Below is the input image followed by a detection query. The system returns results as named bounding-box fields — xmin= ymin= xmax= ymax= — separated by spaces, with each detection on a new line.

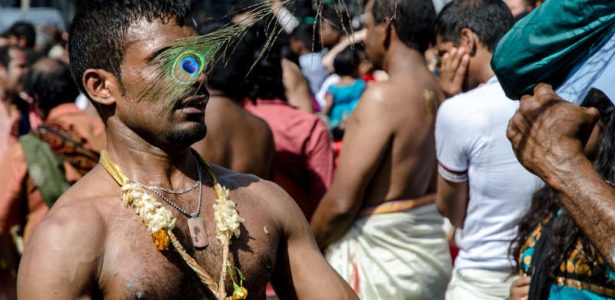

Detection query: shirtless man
xmin=311 ymin=0 xmax=452 ymax=298
xmin=16 ymin=1 xmax=356 ymax=299
xmin=192 ymin=45 xmax=274 ymax=179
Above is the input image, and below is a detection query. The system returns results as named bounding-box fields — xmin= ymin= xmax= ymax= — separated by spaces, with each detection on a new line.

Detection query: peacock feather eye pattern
xmin=172 ymin=51 xmax=206 ymax=83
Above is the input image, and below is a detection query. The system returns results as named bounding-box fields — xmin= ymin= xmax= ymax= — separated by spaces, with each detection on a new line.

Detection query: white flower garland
xmin=100 ymin=150 xmax=247 ymax=299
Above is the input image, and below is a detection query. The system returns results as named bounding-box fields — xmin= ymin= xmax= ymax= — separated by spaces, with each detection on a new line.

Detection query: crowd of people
xmin=0 ymin=0 xmax=614 ymax=299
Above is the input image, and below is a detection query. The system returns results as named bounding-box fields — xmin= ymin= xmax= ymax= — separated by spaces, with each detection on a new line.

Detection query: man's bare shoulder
xmin=212 ymin=164 xmax=290 ymax=200
xmin=18 ymin=169 xmax=113 ymax=297
xmin=211 ymin=165 xmax=306 ymax=225
xmin=29 ymin=166 xmax=116 ymax=249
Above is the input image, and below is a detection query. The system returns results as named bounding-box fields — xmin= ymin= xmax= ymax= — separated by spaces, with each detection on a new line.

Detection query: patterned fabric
xmin=520 ymin=215 xmax=615 ymax=299
xmin=30 ymin=122 xmax=99 ymax=177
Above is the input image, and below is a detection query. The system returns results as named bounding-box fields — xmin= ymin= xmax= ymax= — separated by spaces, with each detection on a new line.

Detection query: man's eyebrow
xmin=145 ymin=45 xmax=172 ymax=63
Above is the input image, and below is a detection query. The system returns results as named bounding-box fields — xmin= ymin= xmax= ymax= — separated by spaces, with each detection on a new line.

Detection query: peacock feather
xmin=137 ymin=0 xmax=355 ymax=109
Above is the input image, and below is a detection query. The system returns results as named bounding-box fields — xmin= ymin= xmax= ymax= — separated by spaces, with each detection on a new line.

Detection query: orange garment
xmin=0 ymin=103 xmax=105 ymax=243
xmin=0 ymin=101 xmax=21 ymax=158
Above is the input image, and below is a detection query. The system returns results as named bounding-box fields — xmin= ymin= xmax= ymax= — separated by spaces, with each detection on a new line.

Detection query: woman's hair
xmin=511 ymin=89 xmax=615 ymax=280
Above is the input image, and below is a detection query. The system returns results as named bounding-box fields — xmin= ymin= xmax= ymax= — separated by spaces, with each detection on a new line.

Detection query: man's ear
xmin=82 ymin=68 xmax=120 ymax=106
xmin=459 ymin=28 xmax=478 ymax=56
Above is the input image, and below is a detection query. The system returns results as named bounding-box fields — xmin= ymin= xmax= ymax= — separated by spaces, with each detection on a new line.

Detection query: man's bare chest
xmin=98 ymin=208 xmax=278 ymax=299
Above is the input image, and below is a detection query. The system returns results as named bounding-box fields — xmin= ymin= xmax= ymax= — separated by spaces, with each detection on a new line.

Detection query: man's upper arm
xmin=18 ymin=204 xmax=102 ymax=299
xmin=436 ymin=174 xmax=469 ymax=227
xmin=326 ymin=87 xmax=393 ymax=207
xmin=267 ymin=181 xmax=357 ymax=299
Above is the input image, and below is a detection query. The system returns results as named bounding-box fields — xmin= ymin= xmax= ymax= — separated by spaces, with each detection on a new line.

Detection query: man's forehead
xmin=125 ymin=18 xmax=197 ymax=55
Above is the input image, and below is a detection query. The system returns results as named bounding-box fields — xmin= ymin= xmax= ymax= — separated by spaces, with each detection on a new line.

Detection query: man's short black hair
xmin=23 ymin=59 xmax=80 ymax=115
xmin=6 ymin=21 xmax=36 ymax=48
xmin=0 ymin=45 xmax=21 ymax=69
xmin=333 ymin=46 xmax=361 ymax=77
xmin=68 ymin=0 xmax=193 ymax=94
xmin=434 ymin=0 xmax=514 ymax=51
xmin=372 ymin=0 xmax=435 ymax=53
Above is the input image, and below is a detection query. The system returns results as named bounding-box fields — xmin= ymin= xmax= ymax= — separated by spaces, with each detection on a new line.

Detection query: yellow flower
xmin=232 ymin=284 xmax=248 ymax=299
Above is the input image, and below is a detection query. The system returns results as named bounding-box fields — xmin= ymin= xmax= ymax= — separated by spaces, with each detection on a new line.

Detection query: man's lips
xmin=176 ymin=94 xmax=208 ymax=114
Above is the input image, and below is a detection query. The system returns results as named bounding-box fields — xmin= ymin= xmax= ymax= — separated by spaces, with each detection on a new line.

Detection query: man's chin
xmin=168 ymin=124 xmax=207 ymax=145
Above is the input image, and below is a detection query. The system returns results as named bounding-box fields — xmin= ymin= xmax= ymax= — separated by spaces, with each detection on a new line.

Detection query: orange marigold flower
xmin=152 ymin=230 xmax=170 ymax=250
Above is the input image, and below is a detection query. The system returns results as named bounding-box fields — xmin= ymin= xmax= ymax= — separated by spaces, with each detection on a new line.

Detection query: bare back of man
xmin=18 ymin=163 xmax=353 ymax=299
xmin=192 ymin=94 xmax=274 ymax=179
xmin=358 ymin=57 xmax=441 ymax=207
xmin=311 ymin=24 xmax=443 ymax=250
xmin=310 ymin=1 xmax=451 ymax=297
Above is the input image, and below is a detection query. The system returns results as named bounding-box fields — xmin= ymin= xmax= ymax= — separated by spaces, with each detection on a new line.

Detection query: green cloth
xmin=491 ymin=0 xmax=615 ymax=100
xmin=20 ymin=134 xmax=70 ymax=208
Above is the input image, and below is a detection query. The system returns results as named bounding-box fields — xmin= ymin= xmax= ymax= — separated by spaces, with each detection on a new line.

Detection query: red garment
xmin=362 ymin=73 xmax=376 ymax=83
xmin=0 ymin=103 xmax=105 ymax=243
xmin=244 ymin=99 xmax=334 ymax=219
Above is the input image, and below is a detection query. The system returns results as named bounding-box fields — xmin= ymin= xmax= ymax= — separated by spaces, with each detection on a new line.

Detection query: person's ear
xmin=379 ymin=16 xmax=393 ymax=49
xmin=82 ymin=68 xmax=120 ymax=106
xmin=459 ymin=28 xmax=478 ymax=56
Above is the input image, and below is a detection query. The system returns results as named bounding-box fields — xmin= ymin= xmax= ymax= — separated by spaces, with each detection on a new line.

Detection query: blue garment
xmin=326 ymin=79 xmax=366 ymax=128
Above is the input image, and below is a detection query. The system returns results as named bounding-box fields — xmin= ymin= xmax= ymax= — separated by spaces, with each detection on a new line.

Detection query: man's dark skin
xmin=17 ymin=18 xmax=357 ymax=299
xmin=507 ymin=83 xmax=615 ymax=273
xmin=311 ymin=0 xmax=444 ymax=250
xmin=192 ymin=91 xmax=274 ymax=179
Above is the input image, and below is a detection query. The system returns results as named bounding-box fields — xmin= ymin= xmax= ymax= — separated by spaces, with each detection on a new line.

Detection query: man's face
xmin=320 ymin=20 xmax=342 ymax=49
xmin=363 ymin=0 xmax=386 ymax=69
xmin=0 ymin=48 xmax=28 ymax=95
xmin=114 ymin=19 xmax=208 ymax=148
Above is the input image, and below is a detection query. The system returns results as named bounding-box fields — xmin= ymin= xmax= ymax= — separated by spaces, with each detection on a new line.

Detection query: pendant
xmin=187 ymin=216 xmax=208 ymax=249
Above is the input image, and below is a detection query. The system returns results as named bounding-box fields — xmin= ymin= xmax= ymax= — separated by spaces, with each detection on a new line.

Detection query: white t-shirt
xmin=435 ymin=77 xmax=543 ymax=271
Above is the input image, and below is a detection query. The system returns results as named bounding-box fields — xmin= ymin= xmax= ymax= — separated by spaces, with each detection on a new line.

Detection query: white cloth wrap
xmin=326 ymin=204 xmax=452 ymax=300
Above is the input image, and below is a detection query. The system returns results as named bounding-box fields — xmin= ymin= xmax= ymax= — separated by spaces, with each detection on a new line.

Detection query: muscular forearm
xmin=550 ymin=155 xmax=615 ymax=270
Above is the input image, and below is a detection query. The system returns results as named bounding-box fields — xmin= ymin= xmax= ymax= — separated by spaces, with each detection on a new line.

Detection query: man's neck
xmin=382 ymin=42 xmax=427 ymax=76
xmin=104 ymin=120 xmax=199 ymax=190
xmin=473 ymin=50 xmax=495 ymax=86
